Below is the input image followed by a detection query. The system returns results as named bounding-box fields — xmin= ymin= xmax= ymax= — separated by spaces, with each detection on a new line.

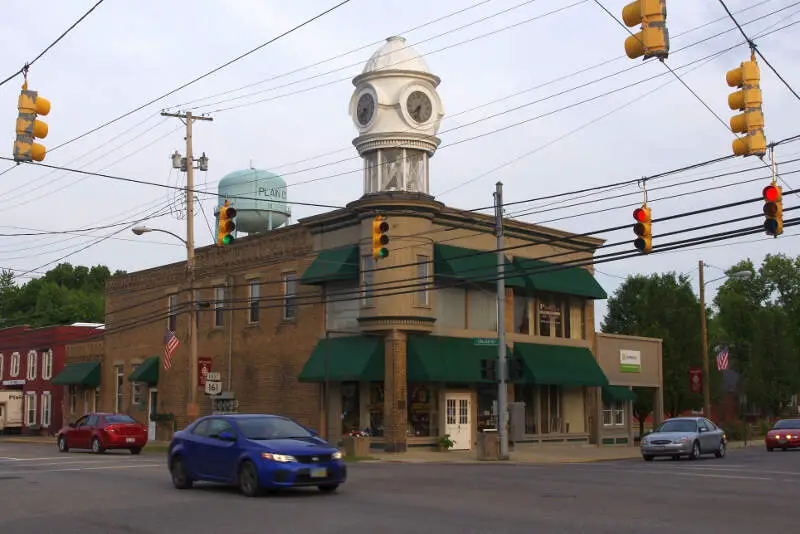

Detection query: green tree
xmin=602 ymin=272 xmax=704 ymax=418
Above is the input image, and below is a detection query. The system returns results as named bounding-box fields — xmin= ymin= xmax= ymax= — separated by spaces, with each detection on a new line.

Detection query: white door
xmin=445 ymin=394 xmax=472 ymax=450
xmin=147 ymin=388 xmax=158 ymax=441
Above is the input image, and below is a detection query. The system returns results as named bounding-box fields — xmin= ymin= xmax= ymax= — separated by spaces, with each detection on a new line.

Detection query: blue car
xmin=167 ymin=413 xmax=346 ymax=497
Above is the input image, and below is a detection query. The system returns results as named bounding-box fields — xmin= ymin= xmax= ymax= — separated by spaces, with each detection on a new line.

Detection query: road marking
xmin=0 ymin=464 xmax=160 ymax=476
xmin=0 ymin=457 xmax=66 ymax=462
xmin=8 ymin=459 xmax=162 ymax=468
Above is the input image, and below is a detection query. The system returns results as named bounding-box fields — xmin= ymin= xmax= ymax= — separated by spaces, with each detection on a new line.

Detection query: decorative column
xmin=383 ymin=329 xmax=408 ymax=453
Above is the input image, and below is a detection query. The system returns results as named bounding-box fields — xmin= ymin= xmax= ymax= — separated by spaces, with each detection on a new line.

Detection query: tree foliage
xmin=0 ymin=263 xmax=126 ymax=328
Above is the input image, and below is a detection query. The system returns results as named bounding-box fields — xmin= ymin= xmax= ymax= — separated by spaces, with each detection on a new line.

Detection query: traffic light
xmin=372 ymin=215 xmax=389 ymax=260
xmin=13 ymin=83 xmax=50 ymax=162
xmin=727 ymin=56 xmax=766 ymax=157
xmin=633 ymin=205 xmax=652 ymax=253
xmin=763 ymin=183 xmax=783 ymax=237
xmin=480 ymin=358 xmax=497 ymax=382
xmin=621 ymin=0 xmax=669 ymax=60
xmin=216 ymin=200 xmax=236 ymax=246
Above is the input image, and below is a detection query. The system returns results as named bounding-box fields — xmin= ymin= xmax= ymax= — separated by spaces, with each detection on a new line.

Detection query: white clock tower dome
xmin=348 ymin=36 xmax=444 ymax=196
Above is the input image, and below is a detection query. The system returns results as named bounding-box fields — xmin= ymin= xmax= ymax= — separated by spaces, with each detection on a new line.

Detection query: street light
xmin=132 ymin=224 xmax=199 ymax=424
xmin=699 ymin=262 xmax=752 ymax=419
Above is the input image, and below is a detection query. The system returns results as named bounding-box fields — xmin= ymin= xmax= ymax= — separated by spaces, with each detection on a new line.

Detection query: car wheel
xmin=238 ymin=461 xmax=261 ymax=497
xmin=170 ymin=456 xmax=193 ymax=489
xmin=715 ymin=441 xmax=726 ymax=458
xmin=57 ymin=436 xmax=69 ymax=453
xmin=130 ymin=447 xmax=142 ymax=455
xmin=689 ymin=441 xmax=700 ymax=460
xmin=767 ymin=446 xmax=774 ymax=452
xmin=91 ymin=437 xmax=104 ymax=454
xmin=318 ymin=483 xmax=339 ymax=493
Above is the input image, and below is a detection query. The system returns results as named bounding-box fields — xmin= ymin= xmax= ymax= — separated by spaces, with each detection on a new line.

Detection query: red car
xmin=765 ymin=418 xmax=800 ymax=451
xmin=57 ymin=412 xmax=148 ymax=454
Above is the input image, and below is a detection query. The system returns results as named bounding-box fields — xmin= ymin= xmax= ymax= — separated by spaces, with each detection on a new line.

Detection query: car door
xmin=698 ymin=419 xmax=716 ymax=452
xmin=183 ymin=419 xmax=213 ymax=479
xmin=203 ymin=418 xmax=240 ymax=481
xmin=66 ymin=415 xmax=88 ymax=448
xmin=704 ymin=419 xmax=723 ymax=450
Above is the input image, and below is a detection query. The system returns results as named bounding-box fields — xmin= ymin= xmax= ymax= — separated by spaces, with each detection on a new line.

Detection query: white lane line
xmin=651 ymin=465 xmax=800 ymax=476
xmin=0 ymin=464 xmax=161 ymax=476
xmin=9 ymin=459 xmax=162 ymax=468
xmin=0 ymin=457 xmax=65 ymax=462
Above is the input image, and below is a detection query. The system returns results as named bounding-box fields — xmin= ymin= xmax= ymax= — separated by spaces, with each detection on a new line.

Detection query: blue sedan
xmin=167 ymin=413 xmax=346 ymax=497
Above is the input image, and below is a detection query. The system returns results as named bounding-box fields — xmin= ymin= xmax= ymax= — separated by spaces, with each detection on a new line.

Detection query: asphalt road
xmin=0 ymin=442 xmax=797 ymax=533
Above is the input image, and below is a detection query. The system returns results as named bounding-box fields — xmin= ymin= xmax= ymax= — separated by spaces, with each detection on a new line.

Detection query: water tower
xmin=217 ymin=167 xmax=292 ymax=237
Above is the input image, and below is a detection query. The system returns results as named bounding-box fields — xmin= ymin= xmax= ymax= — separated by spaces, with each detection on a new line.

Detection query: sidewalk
xmin=0 ymin=435 xmax=762 ymax=464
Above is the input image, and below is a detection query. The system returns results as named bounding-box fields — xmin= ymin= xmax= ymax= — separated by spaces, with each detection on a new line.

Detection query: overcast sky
xmin=1 ymin=0 xmax=799 ymax=328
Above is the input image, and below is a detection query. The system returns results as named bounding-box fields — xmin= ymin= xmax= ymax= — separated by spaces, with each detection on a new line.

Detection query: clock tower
xmin=348 ymin=36 xmax=444 ymax=196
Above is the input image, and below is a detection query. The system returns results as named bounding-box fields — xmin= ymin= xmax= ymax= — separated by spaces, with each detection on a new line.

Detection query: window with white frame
xmin=602 ymin=399 xmax=625 ymax=427
xmin=26 ymin=350 xmax=37 ymax=380
xmin=41 ymin=392 xmax=52 ymax=427
xmin=41 ymin=350 xmax=53 ymax=380
xmin=69 ymin=385 xmax=77 ymax=414
xmin=131 ymin=363 xmax=144 ymax=406
xmin=10 ymin=352 xmax=19 ymax=377
xmin=25 ymin=392 xmax=36 ymax=426
xmin=83 ymin=389 xmax=91 ymax=414
xmin=361 ymin=255 xmax=374 ymax=306
xmin=283 ymin=272 xmax=297 ymax=320
xmin=249 ymin=279 xmax=260 ymax=323
xmin=0 ymin=353 xmax=4 ymax=379
xmin=167 ymin=294 xmax=178 ymax=331
xmin=415 ymin=254 xmax=430 ymax=306
xmin=114 ymin=365 xmax=124 ymax=413
xmin=214 ymin=286 xmax=225 ymax=327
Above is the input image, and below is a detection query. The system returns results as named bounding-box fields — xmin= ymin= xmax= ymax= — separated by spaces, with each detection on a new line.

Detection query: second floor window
xmin=415 ymin=255 xmax=430 ymax=306
xmin=214 ymin=286 xmax=225 ymax=327
xmin=114 ymin=365 xmax=124 ymax=413
xmin=168 ymin=294 xmax=178 ymax=331
xmin=26 ymin=350 xmax=37 ymax=380
xmin=283 ymin=272 xmax=297 ymax=320
xmin=10 ymin=352 xmax=20 ymax=377
xmin=249 ymin=280 xmax=260 ymax=323
xmin=361 ymin=256 xmax=374 ymax=306
xmin=41 ymin=350 xmax=53 ymax=380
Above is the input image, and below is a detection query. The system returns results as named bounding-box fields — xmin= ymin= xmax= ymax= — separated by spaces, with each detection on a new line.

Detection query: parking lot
xmin=0 ymin=441 xmax=797 ymax=533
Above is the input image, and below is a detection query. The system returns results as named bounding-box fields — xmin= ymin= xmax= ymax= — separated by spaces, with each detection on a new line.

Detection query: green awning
xmin=513 ymin=343 xmax=609 ymax=387
xmin=406 ymin=334 xmax=511 ymax=383
xmin=511 ymin=257 xmax=607 ymax=299
xmin=128 ymin=356 xmax=159 ymax=385
xmin=603 ymin=385 xmax=637 ymax=404
xmin=434 ymin=244 xmax=527 ymax=288
xmin=298 ymin=336 xmax=384 ymax=382
xmin=51 ymin=362 xmax=101 ymax=387
xmin=300 ymin=245 xmax=360 ymax=285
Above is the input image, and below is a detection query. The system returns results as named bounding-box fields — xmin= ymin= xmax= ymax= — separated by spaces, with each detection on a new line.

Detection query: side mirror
xmin=698 ymin=427 xmax=707 ymax=433
xmin=68 ymin=423 xmax=76 ymax=428
xmin=218 ymin=431 xmax=237 ymax=442
xmin=308 ymin=428 xmax=318 ymax=436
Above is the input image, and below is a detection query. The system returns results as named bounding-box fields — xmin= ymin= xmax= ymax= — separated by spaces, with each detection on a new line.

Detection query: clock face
xmin=406 ymin=90 xmax=433 ymax=123
xmin=356 ymin=93 xmax=375 ymax=126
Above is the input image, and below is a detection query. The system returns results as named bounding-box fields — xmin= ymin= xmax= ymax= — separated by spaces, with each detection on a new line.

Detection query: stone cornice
xmin=353 ymin=69 xmax=441 ymax=88
xmin=352 ymin=132 xmax=441 ymax=156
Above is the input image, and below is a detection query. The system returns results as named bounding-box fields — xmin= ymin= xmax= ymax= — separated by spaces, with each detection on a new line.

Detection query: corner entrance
xmin=445 ymin=393 xmax=471 ymax=450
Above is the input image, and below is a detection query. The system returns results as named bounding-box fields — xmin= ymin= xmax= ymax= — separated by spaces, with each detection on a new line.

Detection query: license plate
xmin=126 ymin=438 xmax=135 ymax=443
xmin=779 ymin=439 xmax=787 ymax=444
xmin=310 ymin=467 xmax=327 ymax=478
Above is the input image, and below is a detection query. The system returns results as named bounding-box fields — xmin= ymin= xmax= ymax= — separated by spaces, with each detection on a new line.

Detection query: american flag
xmin=164 ymin=329 xmax=180 ymax=370
xmin=716 ymin=346 xmax=729 ymax=371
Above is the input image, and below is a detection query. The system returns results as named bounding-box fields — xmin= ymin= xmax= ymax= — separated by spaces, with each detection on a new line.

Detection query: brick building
xmin=0 ymin=323 xmax=103 ymax=435
xmin=89 ymin=35 xmax=663 ymax=452
xmin=54 ymin=336 xmax=105 ymax=430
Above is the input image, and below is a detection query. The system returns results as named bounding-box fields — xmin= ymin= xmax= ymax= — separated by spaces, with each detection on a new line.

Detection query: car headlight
xmin=332 ymin=450 xmax=343 ymax=460
xmin=261 ymin=452 xmax=296 ymax=463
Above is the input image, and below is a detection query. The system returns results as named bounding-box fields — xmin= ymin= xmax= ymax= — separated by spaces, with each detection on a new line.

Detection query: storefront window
xmin=514 ymin=384 xmax=537 ymax=434
xmin=537 ymin=295 xmax=571 ymax=338
xmin=340 ymin=381 xmax=360 ymax=434
xmin=477 ymin=384 xmax=497 ymax=431
xmin=603 ymin=400 xmax=625 ymax=427
xmin=407 ymin=383 xmax=438 ymax=437
xmin=368 ymin=383 xmax=384 ymax=437
xmin=513 ymin=292 xmax=532 ymax=334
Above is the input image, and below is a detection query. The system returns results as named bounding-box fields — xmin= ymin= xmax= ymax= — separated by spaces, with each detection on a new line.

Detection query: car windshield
xmin=656 ymin=420 xmax=698 ymax=433
xmin=237 ymin=417 xmax=313 ymax=440
xmin=105 ymin=415 xmax=136 ymax=424
xmin=774 ymin=419 xmax=800 ymax=430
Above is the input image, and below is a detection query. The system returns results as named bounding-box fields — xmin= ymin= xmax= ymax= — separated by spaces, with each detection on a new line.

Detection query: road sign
xmin=206 ymin=372 xmax=221 ymax=382
xmin=473 ymin=337 xmax=498 ymax=346
xmin=205 ymin=381 xmax=222 ymax=396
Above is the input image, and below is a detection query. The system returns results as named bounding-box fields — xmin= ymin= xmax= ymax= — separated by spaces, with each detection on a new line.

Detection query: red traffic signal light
xmin=763 ymin=184 xmax=779 ymax=202
xmin=633 ymin=207 xmax=648 ymax=222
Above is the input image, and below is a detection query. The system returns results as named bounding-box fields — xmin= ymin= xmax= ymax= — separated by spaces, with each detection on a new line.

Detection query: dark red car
xmin=57 ymin=412 xmax=148 ymax=454
xmin=765 ymin=418 xmax=800 ymax=451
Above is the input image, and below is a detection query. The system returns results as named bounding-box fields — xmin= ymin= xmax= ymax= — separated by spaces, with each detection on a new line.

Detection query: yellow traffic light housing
xmin=633 ymin=205 xmax=652 ymax=253
xmin=216 ymin=200 xmax=237 ymax=246
xmin=372 ymin=215 xmax=389 ymax=260
xmin=622 ymin=0 xmax=669 ymax=60
xmin=13 ymin=83 xmax=50 ymax=162
xmin=727 ymin=55 xmax=766 ymax=157
xmin=763 ymin=183 xmax=783 ymax=237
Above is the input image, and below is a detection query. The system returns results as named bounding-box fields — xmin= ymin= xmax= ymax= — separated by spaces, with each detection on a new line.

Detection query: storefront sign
xmin=689 ymin=367 xmax=703 ymax=393
xmin=619 ymin=349 xmax=641 ymax=373
xmin=198 ymin=358 xmax=212 ymax=387
xmin=1 ymin=380 xmax=25 ymax=386
xmin=473 ymin=337 xmax=498 ymax=346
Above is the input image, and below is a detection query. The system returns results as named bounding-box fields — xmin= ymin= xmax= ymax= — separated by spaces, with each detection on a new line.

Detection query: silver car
xmin=640 ymin=417 xmax=727 ymax=461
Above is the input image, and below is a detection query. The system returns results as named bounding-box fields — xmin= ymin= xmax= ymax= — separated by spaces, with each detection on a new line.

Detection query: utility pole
xmin=161 ymin=110 xmax=213 ymax=424
xmin=699 ymin=260 xmax=711 ymax=419
xmin=494 ymin=181 xmax=509 ymax=459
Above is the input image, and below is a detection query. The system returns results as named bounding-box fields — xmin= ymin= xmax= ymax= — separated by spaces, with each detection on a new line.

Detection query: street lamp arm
xmin=131 ymin=226 xmax=188 ymax=246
